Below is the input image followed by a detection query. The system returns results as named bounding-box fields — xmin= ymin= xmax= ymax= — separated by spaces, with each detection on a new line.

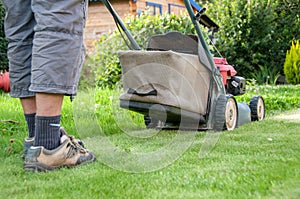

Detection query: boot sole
xmin=24 ymin=156 xmax=96 ymax=172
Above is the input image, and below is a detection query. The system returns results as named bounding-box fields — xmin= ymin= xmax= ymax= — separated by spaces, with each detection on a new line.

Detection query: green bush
xmin=284 ymin=40 xmax=300 ymax=84
xmin=206 ymin=0 xmax=299 ymax=81
xmin=0 ymin=1 xmax=8 ymax=71
xmin=91 ymin=13 xmax=195 ymax=88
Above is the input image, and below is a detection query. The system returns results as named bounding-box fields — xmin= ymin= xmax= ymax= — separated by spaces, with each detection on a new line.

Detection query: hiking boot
xmin=24 ymin=134 xmax=96 ymax=172
xmin=59 ymin=127 xmax=85 ymax=148
xmin=22 ymin=127 xmax=85 ymax=159
xmin=22 ymin=137 xmax=34 ymax=158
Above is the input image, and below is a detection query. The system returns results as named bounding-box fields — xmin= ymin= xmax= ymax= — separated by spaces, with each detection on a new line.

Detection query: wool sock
xmin=34 ymin=115 xmax=61 ymax=150
xmin=24 ymin=113 xmax=36 ymax=138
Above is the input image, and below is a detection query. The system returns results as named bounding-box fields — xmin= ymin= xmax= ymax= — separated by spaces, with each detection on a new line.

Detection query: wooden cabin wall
xmin=84 ymin=0 xmax=187 ymax=52
xmin=84 ymin=0 xmax=130 ymax=52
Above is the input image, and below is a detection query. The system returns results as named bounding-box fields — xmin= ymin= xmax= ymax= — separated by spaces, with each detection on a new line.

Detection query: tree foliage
xmin=206 ymin=0 xmax=299 ymax=81
xmin=0 ymin=2 xmax=8 ymax=71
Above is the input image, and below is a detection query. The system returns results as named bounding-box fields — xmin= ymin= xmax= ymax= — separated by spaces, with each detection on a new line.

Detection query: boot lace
xmin=66 ymin=136 xmax=87 ymax=158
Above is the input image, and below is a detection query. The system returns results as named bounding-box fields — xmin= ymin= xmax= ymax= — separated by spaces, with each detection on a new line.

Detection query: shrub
xmin=0 ymin=2 xmax=8 ymax=71
xmin=79 ymin=55 xmax=98 ymax=89
xmin=284 ymin=40 xmax=300 ymax=84
xmin=250 ymin=64 xmax=280 ymax=85
xmin=91 ymin=13 xmax=195 ymax=88
xmin=206 ymin=0 xmax=299 ymax=79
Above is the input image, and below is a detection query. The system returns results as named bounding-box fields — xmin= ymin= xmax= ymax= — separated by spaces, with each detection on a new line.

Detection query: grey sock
xmin=24 ymin=113 xmax=36 ymax=138
xmin=34 ymin=115 xmax=61 ymax=150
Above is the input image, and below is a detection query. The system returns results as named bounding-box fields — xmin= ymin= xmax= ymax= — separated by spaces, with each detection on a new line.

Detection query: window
xmin=146 ymin=2 xmax=162 ymax=15
xmin=168 ymin=4 xmax=185 ymax=15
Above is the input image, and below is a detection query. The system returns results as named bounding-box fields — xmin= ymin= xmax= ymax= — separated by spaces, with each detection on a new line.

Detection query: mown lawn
xmin=0 ymin=85 xmax=300 ymax=199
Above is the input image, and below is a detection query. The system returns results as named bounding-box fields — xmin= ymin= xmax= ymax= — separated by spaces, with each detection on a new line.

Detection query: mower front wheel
xmin=250 ymin=96 xmax=265 ymax=121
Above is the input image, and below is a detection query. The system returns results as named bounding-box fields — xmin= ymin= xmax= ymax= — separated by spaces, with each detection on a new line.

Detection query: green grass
xmin=0 ymin=85 xmax=300 ymax=198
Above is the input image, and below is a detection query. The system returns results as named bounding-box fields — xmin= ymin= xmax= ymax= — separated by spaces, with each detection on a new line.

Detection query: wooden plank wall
xmin=84 ymin=0 xmax=130 ymax=52
xmin=84 ymin=0 xmax=187 ymax=52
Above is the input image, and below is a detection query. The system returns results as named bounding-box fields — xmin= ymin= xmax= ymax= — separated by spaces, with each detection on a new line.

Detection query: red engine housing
xmin=0 ymin=72 xmax=10 ymax=93
xmin=213 ymin=57 xmax=237 ymax=85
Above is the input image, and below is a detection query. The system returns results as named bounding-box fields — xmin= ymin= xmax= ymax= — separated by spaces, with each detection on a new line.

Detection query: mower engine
xmin=213 ymin=57 xmax=245 ymax=96
xmin=0 ymin=71 xmax=10 ymax=93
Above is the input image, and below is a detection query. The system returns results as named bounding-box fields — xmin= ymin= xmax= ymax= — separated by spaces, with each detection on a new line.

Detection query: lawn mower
xmin=0 ymin=71 xmax=10 ymax=93
xmin=105 ymin=0 xmax=265 ymax=131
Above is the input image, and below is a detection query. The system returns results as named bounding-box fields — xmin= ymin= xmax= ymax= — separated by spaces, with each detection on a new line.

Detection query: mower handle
xmin=102 ymin=0 xmax=141 ymax=50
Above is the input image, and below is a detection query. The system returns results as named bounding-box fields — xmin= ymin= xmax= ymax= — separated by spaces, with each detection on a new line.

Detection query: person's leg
xmin=21 ymin=97 xmax=36 ymax=115
xmin=21 ymin=97 xmax=36 ymax=138
xmin=2 ymin=0 xmax=95 ymax=170
xmin=2 ymin=0 xmax=36 ymax=142
xmin=35 ymin=94 xmax=63 ymax=116
xmin=33 ymin=93 xmax=63 ymax=150
xmin=29 ymin=0 xmax=86 ymax=151
xmin=22 ymin=104 xmax=36 ymax=157
xmin=24 ymin=0 xmax=95 ymax=171
xmin=28 ymin=0 xmax=88 ymax=151
xmin=2 ymin=0 xmax=35 ymax=98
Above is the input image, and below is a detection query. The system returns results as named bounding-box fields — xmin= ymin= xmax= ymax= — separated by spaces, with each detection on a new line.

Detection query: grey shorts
xmin=2 ymin=0 xmax=88 ymax=98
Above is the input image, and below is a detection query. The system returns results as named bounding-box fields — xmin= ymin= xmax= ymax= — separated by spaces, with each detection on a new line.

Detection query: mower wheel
xmin=212 ymin=94 xmax=226 ymax=131
xmin=250 ymin=96 xmax=265 ymax=121
xmin=224 ymin=95 xmax=238 ymax=131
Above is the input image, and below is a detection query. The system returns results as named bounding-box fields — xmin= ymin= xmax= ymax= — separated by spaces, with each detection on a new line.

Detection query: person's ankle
xmin=34 ymin=115 xmax=61 ymax=150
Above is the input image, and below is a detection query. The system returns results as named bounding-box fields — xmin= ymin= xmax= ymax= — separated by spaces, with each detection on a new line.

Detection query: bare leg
xmin=20 ymin=96 xmax=36 ymax=114
xmin=35 ymin=93 xmax=64 ymax=116
xmin=20 ymin=97 xmax=36 ymax=138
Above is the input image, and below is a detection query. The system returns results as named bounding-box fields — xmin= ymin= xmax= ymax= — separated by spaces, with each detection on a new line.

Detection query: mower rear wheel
xmin=224 ymin=95 xmax=238 ymax=131
xmin=144 ymin=115 xmax=159 ymax=128
xmin=250 ymin=96 xmax=265 ymax=121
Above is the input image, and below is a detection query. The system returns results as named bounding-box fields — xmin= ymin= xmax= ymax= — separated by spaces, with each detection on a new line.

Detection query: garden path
xmin=273 ymin=108 xmax=300 ymax=123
